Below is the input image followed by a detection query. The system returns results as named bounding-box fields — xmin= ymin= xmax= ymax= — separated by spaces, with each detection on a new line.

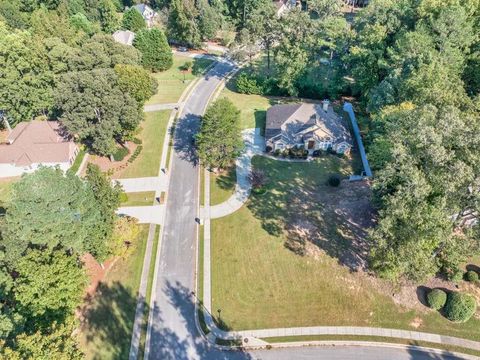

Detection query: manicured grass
xmin=210 ymin=156 xmax=480 ymax=341
xmin=80 ymin=224 xmax=150 ymax=360
xmin=146 ymin=55 xmax=214 ymax=105
xmin=0 ymin=178 xmax=16 ymax=205
xmin=68 ymin=148 xmax=86 ymax=174
xmin=210 ymin=166 xmax=236 ymax=205
xmin=262 ymin=335 xmax=480 ymax=358
xmin=120 ymin=111 xmax=169 ymax=179
xmin=120 ymin=191 xmax=156 ymax=206
xmin=220 ymin=86 xmax=270 ymax=132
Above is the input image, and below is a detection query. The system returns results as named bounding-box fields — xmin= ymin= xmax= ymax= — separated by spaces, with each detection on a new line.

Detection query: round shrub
xmin=426 ymin=289 xmax=447 ymax=310
xmin=465 ymin=270 xmax=479 ymax=282
xmin=328 ymin=175 xmax=341 ymax=187
xmin=444 ymin=292 xmax=476 ymax=323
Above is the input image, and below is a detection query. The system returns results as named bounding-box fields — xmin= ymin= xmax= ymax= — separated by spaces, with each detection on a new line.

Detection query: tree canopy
xmin=133 ymin=28 xmax=173 ymax=72
xmin=54 ymin=68 xmax=143 ymax=155
xmin=196 ymin=98 xmax=243 ymax=169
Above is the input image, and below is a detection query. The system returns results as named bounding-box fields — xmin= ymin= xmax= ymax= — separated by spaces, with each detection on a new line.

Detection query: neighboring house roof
xmin=132 ymin=4 xmax=157 ymax=19
xmin=113 ymin=30 xmax=136 ymax=46
xmin=0 ymin=121 xmax=77 ymax=167
xmin=265 ymin=103 xmax=352 ymax=146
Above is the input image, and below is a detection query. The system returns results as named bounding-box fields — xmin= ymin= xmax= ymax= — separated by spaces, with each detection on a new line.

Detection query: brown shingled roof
xmin=0 ymin=121 xmax=77 ymax=167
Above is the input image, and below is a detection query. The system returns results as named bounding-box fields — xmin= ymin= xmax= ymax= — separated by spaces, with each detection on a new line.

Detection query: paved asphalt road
xmin=143 ymin=61 xmax=474 ymax=360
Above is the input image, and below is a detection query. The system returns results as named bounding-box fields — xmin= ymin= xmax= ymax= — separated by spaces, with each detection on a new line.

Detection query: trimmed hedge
xmin=426 ymin=289 xmax=447 ymax=310
xmin=465 ymin=270 xmax=479 ymax=282
xmin=113 ymin=147 xmax=129 ymax=161
xmin=444 ymin=292 xmax=476 ymax=323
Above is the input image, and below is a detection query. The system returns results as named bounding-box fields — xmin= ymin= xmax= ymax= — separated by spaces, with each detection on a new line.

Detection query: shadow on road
xmin=406 ymin=344 xmax=469 ymax=360
xmin=147 ymin=280 xmax=253 ymax=360
xmin=173 ymin=112 xmax=200 ymax=166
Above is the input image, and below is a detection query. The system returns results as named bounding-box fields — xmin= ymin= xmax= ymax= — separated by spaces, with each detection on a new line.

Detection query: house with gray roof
xmin=265 ymin=101 xmax=352 ymax=155
xmin=132 ymin=4 xmax=158 ymax=28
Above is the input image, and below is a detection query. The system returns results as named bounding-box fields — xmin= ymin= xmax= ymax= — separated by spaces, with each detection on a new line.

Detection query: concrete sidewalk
xmin=115 ymin=175 xmax=168 ymax=193
xmin=205 ymin=128 xmax=264 ymax=219
xmin=144 ymin=103 xmax=180 ymax=112
xmin=116 ymin=205 xmax=165 ymax=225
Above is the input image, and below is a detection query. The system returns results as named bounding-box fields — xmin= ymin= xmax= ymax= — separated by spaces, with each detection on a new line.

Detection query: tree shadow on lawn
xmin=81 ymin=281 xmax=137 ymax=360
xmin=246 ymin=156 xmax=375 ymax=272
xmin=214 ymin=166 xmax=236 ymax=192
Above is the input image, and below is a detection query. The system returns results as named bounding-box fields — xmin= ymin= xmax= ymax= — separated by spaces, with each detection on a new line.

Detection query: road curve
xmin=143 ymin=61 xmax=473 ymax=360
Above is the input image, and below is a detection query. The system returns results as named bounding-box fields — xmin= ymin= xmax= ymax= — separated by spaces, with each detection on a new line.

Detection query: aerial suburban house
xmin=132 ymin=3 xmax=158 ymax=28
xmin=0 ymin=121 xmax=78 ymax=178
xmin=265 ymin=101 xmax=353 ymax=155
xmin=112 ymin=30 xmax=136 ymax=46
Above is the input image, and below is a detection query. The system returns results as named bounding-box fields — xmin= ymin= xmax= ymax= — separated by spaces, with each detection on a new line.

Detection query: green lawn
xmin=80 ymin=224 xmax=150 ymax=359
xmin=210 ymin=166 xmax=236 ymax=206
xmin=220 ymin=86 xmax=271 ymax=132
xmin=119 ymin=111 xmax=169 ymax=179
xmin=146 ymin=55 xmax=214 ymax=105
xmin=68 ymin=147 xmax=86 ymax=174
xmin=210 ymin=156 xmax=480 ymax=341
xmin=120 ymin=191 xmax=156 ymax=206
xmin=0 ymin=178 xmax=15 ymax=205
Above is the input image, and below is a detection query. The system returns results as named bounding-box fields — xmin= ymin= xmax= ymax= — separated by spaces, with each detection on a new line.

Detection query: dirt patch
xmin=82 ymin=142 xmax=137 ymax=178
xmin=81 ymin=253 xmax=116 ymax=297
xmin=284 ymin=179 xmax=375 ymax=271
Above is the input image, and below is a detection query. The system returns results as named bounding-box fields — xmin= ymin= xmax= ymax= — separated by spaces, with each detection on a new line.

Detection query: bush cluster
xmin=132 ymin=137 xmax=143 ymax=145
xmin=235 ymin=72 xmax=285 ymax=97
xmin=128 ymin=145 xmax=143 ymax=163
xmin=465 ymin=270 xmax=479 ymax=282
xmin=444 ymin=292 xmax=476 ymax=323
xmin=426 ymin=289 xmax=447 ymax=310
xmin=113 ymin=147 xmax=129 ymax=161
xmin=328 ymin=175 xmax=341 ymax=187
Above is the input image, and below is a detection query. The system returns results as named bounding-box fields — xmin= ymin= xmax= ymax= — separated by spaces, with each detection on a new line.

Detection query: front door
xmin=307 ymin=140 xmax=315 ymax=149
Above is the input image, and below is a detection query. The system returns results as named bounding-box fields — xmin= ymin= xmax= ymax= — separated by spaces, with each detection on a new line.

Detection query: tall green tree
xmin=0 ymin=167 xmax=102 ymax=263
xmin=0 ymin=21 xmax=54 ymax=124
xmin=84 ymin=164 xmax=122 ymax=261
xmin=14 ymin=249 xmax=87 ymax=322
xmin=98 ymin=0 xmax=119 ymax=33
xmin=54 ymin=68 xmax=143 ymax=155
xmin=114 ymin=64 xmax=158 ymax=105
xmin=122 ymin=7 xmax=145 ymax=32
xmin=167 ymin=0 xmax=201 ymax=47
xmin=133 ymin=28 xmax=173 ymax=71
xmin=196 ymin=98 xmax=242 ymax=169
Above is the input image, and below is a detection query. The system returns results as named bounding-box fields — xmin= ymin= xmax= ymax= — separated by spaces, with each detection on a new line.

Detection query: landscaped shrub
xmin=426 ymin=289 xmax=447 ymax=310
xmin=132 ymin=138 xmax=142 ymax=145
xmin=266 ymin=145 xmax=273 ymax=153
xmin=465 ymin=270 xmax=479 ymax=282
xmin=235 ymin=73 xmax=263 ymax=95
xmin=450 ymin=268 xmax=464 ymax=283
xmin=328 ymin=175 xmax=341 ymax=187
xmin=444 ymin=292 xmax=476 ymax=323
xmin=119 ymin=192 xmax=128 ymax=203
xmin=128 ymin=145 xmax=143 ymax=163
xmin=273 ymin=149 xmax=281 ymax=156
xmin=112 ymin=147 xmax=129 ymax=161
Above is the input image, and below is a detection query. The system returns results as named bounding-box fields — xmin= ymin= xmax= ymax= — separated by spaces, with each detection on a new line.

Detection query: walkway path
xmin=115 ymin=175 xmax=168 ymax=193
xmin=144 ymin=103 xmax=180 ymax=112
xmin=116 ymin=205 xmax=166 ymax=225
xmin=203 ymin=128 xmax=264 ymax=220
